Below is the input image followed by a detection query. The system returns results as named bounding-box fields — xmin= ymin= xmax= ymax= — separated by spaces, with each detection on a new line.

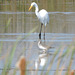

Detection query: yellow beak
xmin=28 ymin=5 xmax=33 ymax=11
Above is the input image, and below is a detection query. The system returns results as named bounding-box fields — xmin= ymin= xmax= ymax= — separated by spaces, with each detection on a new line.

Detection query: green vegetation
xmin=0 ymin=21 xmax=75 ymax=74
xmin=0 ymin=0 xmax=75 ymax=75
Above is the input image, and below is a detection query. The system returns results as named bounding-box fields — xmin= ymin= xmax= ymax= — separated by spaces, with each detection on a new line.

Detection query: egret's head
xmin=29 ymin=2 xmax=36 ymax=11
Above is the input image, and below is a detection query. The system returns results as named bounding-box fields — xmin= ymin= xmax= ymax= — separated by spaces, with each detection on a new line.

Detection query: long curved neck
xmin=34 ymin=3 xmax=39 ymax=12
xmin=34 ymin=3 xmax=39 ymax=16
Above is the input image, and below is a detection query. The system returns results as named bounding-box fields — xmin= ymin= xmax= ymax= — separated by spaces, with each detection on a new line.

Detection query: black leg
xmin=39 ymin=33 xmax=41 ymax=39
xmin=44 ymin=26 xmax=45 ymax=40
xmin=39 ymin=23 xmax=43 ymax=39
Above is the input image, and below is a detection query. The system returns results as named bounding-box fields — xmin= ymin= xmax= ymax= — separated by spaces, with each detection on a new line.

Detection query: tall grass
xmin=0 ymin=41 xmax=3 ymax=55
xmin=0 ymin=22 xmax=75 ymax=75
xmin=0 ymin=0 xmax=75 ymax=75
xmin=2 ymin=37 xmax=19 ymax=75
xmin=0 ymin=17 xmax=38 ymax=75
xmin=0 ymin=18 xmax=75 ymax=75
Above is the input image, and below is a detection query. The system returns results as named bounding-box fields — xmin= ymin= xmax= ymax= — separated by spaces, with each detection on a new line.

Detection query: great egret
xmin=29 ymin=2 xmax=49 ymax=40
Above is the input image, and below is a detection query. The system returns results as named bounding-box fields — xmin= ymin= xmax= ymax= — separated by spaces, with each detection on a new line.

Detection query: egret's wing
xmin=39 ymin=9 xmax=49 ymax=26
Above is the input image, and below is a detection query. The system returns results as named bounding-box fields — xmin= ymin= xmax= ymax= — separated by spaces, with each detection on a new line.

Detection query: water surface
xmin=0 ymin=0 xmax=75 ymax=75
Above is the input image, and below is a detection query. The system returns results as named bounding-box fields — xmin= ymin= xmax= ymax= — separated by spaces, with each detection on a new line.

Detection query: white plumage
xmin=38 ymin=9 xmax=49 ymax=26
xmin=29 ymin=2 xmax=49 ymax=39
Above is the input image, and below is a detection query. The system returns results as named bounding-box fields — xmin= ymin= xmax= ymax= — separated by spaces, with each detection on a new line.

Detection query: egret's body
xmin=36 ymin=9 xmax=49 ymax=26
xmin=29 ymin=2 xmax=49 ymax=40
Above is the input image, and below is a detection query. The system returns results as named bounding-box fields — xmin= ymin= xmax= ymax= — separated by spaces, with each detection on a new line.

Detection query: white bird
xmin=29 ymin=2 xmax=49 ymax=40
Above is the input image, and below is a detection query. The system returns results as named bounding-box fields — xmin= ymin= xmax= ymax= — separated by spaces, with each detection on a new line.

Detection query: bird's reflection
xmin=38 ymin=39 xmax=54 ymax=53
xmin=34 ymin=39 xmax=54 ymax=70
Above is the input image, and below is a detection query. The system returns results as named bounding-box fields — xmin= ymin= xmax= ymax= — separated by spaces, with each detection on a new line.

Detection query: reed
xmin=2 ymin=36 xmax=21 ymax=75
xmin=70 ymin=70 xmax=75 ymax=75
xmin=0 ymin=18 xmax=38 ymax=75
xmin=0 ymin=0 xmax=75 ymax=75
xmin=0 ymin=41 xmax=3 ymax=55
xmin=16 ymin=56 xmax=26 ymax=75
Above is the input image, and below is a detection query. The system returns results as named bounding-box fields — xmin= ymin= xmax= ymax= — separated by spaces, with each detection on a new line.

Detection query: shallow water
xmin=0 ymin=33 xmax=75 ymax=75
